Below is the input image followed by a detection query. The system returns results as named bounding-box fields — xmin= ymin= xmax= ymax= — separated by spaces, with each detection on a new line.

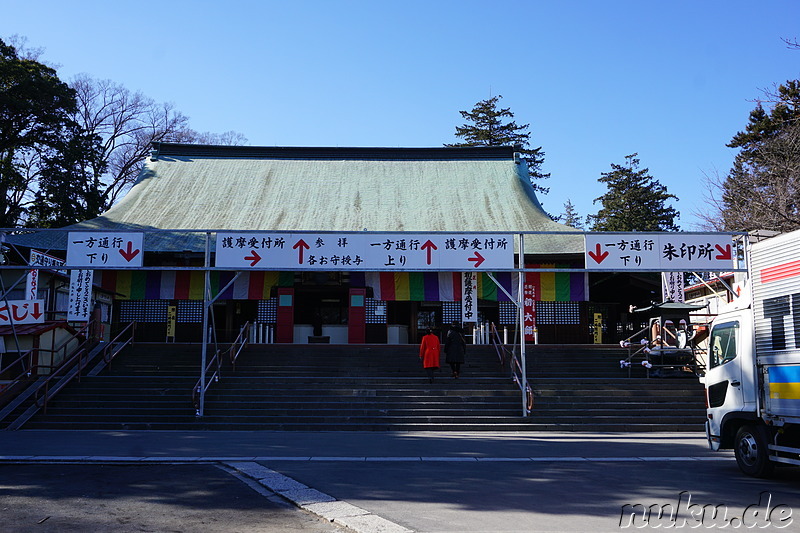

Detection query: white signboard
xmin=584 ymin=234 xmax=735 ymax=271
xmin=66 ymin=232 xmax=144 ymax=268
xmin=662 ymin=272 xmax=685 ymax=302
xmin=461 ymin=272 xmax=478 ymax=323
xmin=215 ymin=233 xmax=514 ymax=271
xmin=0 ymin=299 xmax=45 ymax=326
xmin=68 ymin=270 xmax=94 ymax=322
xmin=26 ymin=250 xmax=66 ymax=300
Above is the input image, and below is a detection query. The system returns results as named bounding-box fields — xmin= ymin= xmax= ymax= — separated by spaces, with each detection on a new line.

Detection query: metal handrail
xmin=2 ymin=320 xmax=95 ymax=404
xmin=34 ymin=333 xmax=98 ymax=413
xmin=0 ymin=349 xmax=36 ymax=398
xmin=193 ymin=349 xmax=221 ymax=415
xmin=488 ymin=322 xmax=512 ymax=367
xmin=100 ymin=321 xmax=137 ymax=367
xmin=489 ymin=322 xmax=533 ymax=414
xmin=0 ymin=348 xmax=35 ymax=378
xmin=229 ymin=321 xmax=251 ymax=371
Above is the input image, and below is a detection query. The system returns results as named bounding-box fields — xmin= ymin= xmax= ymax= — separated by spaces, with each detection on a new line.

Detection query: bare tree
xmin=71 ymin=75 xmax=248 ymax=207
xmin=692 ymin=168 xmax=728 ymax=231
xmin=70 ymin=75 xmax=195 ymax=206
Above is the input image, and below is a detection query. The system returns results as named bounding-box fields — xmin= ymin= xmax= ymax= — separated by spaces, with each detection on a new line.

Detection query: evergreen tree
xmin=26 ymin=126 xmax=107 ymax=227
xmin=447 ymin=95 xmax=549 ymax=194
xmin=0 ymin=37 xmax=83 ymax=226
xmin=558 ymin=199 xmax=583 ymax=229
xmin=713 ymin=79 xmax=800 ymax=231
xmin=589 ymin=154 xmax=679 ymax=231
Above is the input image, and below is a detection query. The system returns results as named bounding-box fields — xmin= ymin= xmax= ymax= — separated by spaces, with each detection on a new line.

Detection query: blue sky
xmin=3 ymin=0 xmax=799 ymax=229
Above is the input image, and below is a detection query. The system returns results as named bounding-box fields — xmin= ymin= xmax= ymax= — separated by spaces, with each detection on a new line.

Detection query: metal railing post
xmin=199 ymin=231 xmax=211 ymax=417
xmin=518 ymin=233 xmax=528 ymax=417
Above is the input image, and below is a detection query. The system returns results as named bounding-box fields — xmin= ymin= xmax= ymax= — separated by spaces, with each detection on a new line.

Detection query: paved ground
xmin=0 ymin=463 xmax=345 ymax=533
xmin=1 ymin=431 xmax=798 ymax=532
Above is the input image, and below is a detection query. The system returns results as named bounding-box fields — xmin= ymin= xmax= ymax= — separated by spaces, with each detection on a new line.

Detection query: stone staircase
xmin=526 ymin=345 xmax=706 ymax=431
xmin=6 ymin=342 xmax=707 ymax=431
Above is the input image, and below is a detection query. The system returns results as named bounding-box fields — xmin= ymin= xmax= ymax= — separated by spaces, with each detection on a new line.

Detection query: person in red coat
xmin=419 ymin=328 xmax=441 ymax=383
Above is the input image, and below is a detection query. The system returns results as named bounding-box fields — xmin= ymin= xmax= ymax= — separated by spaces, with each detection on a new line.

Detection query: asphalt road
xmin=1 ymin=431 xmax=798 ymax=532
xmin=0 ymin=463 xmax=345 ymax=533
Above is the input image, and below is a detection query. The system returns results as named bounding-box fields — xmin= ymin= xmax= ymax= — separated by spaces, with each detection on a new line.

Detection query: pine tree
xmin=589 ymin=154 xmax=679 ymax=231
xmin=559 ymin=199 xmax=583 ymax=229
xmin=447 ymin=95 xmax=549 ymax=194
xmin=716 ymin=79 xmax=800 ymax=231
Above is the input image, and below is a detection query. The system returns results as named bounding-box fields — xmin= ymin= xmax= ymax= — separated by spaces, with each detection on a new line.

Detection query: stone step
xmin=19 ymin=342 xmax=708 ymax=432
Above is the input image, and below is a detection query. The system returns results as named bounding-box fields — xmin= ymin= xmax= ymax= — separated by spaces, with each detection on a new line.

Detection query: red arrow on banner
xmin=468 ymin=251 xmax=485 ymax=268
xmin=293 ymin=239 xmax=310 ymax=264
xmin=119 ymin=241 xmax=141 ymax=262
xmin=420 ymin=240 xmax=437 ymax=265
xmin=30 ymin=302 xmax=43 ymax=320
xmin=244 ymin=250 xmax=262 ymax=267
xmin=715 ymin=244 xmax=732 ymax=261
xmin=587 ymin=243 xmax=609 ymax=264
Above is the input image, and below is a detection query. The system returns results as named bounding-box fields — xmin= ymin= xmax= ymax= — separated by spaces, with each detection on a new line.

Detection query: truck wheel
xmin=734 ymin=425 xmax=774 ymax=478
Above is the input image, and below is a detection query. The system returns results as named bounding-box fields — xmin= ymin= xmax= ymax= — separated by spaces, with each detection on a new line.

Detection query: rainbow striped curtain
xmin=98 ymin=271 xmax=294 ymax=300
xmin=97 ymin=266 xmax=586 ymax=302
xmin=353 ymin=268 xmax=586 ymax=302
xmin=526 ymin=264 xmax=586 ymax=302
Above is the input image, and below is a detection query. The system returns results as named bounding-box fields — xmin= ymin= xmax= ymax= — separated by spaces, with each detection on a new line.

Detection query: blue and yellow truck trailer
xmin=705 ymin=229 xmax=800 ymax=477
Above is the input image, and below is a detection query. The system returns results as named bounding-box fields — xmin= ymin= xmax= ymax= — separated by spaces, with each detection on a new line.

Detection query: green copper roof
xmin=9 ymin=144 xmax=583 ymax=255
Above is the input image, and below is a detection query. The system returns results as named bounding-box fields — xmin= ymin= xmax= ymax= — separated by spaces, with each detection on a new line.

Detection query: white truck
xmin=705 ymin=229 xmax=800 ymax=477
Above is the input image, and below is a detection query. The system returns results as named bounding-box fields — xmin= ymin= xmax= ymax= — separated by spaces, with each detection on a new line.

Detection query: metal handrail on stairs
xmin=489 ymin=322 xmax=533 ymax=414
xmin=229 ymin=321 xmax=251 ymax=371
xmin=33 ymin=321 xmax=99 ymax=413
xmin=193 ymin=349 xmax=222 ymax=416
xmin=0 ymin=348 xmax=36 ymax=392
xmin=100 ymin=321 xmax=137 ymax=367
xmin=191 ymin=322 xmax=251 ymax=415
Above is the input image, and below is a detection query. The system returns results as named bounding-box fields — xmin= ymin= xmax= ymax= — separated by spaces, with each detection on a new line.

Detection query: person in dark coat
xmin=444 ymin=322 xmax=466 ymax=378
xmin=419 ymin=328 xmax=441 ymax=383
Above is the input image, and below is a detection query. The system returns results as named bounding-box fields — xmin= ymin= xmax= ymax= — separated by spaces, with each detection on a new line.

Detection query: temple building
xmin=4 ymin=143 xmax=611 ymax=344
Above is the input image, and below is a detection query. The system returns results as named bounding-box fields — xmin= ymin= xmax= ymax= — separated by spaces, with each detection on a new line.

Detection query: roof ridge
xmin=150 ymin=143 xmax=516 ymax=161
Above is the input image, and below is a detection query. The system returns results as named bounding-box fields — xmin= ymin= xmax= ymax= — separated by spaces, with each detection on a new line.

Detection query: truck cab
xmin=704 ymin=229 xmax=800 ymax=477
xmin=705 ymin=306 xmax=759 ymax=452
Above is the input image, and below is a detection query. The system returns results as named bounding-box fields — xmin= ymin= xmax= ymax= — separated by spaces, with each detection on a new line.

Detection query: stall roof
xmin=0 ymin=321 xmax=77 ymax=337
xmin=632 ymin=302 xmax=709 ymax=315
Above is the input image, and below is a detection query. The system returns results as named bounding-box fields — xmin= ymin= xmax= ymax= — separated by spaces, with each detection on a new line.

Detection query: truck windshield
xmin=709 ymin=322 xmax=738 ymax=368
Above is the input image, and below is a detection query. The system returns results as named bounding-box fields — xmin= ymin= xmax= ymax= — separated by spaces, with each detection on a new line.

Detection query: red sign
xmin=523 ymin=278 xmax=536 ymax=342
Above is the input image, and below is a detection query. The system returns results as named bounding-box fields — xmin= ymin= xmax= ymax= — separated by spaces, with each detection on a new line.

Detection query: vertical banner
xmin=166 ymin=305 xmax=177 ymax=340
xmin=25 ymin=270 xmax=39 ymax=300
xmin=593 ymin=313 xmax=603 ymax=344
xmin=68 ymin=270 xmax=94 ymax=322
xmin=523 ymin=276 xmax=536 ymax=342
xmin=26 ymin=250 xmax=66 ymax=300
xmin=461 ymin=272 xmax=478 ymax=324
xmin=26 ymin=268 xmax=38 ymax=301
xmin=661 ymin=272 xmax=685 ymax=302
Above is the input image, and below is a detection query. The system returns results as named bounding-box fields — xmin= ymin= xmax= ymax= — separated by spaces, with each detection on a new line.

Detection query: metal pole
xmin=518 ymin=233 xmax=528 ymax=417
xmin=199 ymin=232 xmax=211 ymax=417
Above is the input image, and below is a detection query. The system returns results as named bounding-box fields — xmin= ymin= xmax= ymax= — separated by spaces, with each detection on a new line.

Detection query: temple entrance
xmin=213 ymin=300 xmax=258 ymax=342
xmin=294 ymin=286 xmax=350 ymax=343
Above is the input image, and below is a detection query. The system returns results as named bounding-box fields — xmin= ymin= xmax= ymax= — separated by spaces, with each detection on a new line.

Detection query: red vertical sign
xmin=523 ymin=273 xmax=536 ymax=342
